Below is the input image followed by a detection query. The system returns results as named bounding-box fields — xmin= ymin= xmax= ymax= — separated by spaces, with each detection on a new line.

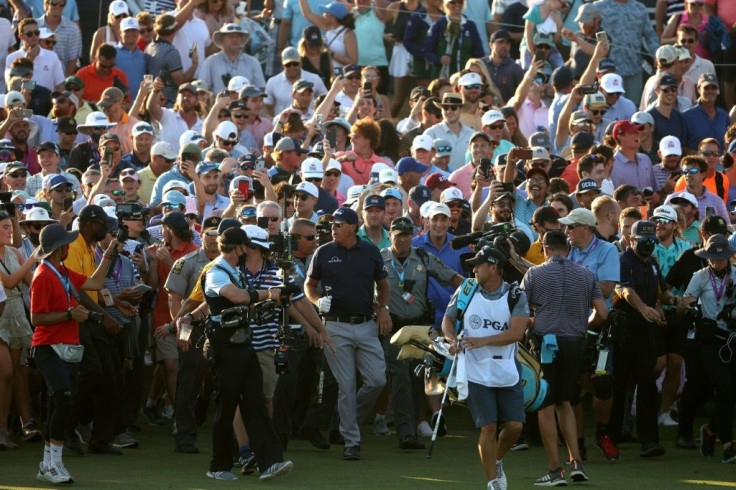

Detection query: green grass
xmin=0 ymin=409 xmax=734 ymax=489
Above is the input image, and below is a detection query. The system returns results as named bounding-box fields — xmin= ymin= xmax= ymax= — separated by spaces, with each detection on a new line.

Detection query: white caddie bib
xmin=460 ymin=289 xmax=519 ymax=388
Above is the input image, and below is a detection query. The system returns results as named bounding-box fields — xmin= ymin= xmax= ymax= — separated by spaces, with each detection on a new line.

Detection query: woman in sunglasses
xmin=89 ymin=0 xmax=129 ymax=62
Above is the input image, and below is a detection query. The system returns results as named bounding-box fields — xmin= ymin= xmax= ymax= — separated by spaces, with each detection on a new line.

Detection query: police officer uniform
xmin=381 ymin=217 xmax=461 ymax=447
xmin=202 ymin=228 xmax=290 ymax=479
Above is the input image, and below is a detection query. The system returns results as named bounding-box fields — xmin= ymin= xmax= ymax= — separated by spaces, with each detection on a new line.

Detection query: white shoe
xmin=44 ymin=462 xmax=73 ymax=484
xmin=488 ymin=479 xmax=504 ymax=490
xmin=417 ymin=421 xmax=433 ymax=438
xmin=36 ymin=462 xmax=45 ymax=482
xmin=658 ymin=412 xmax=678 ymax=427
xmin=144 ymin=350 xmax=153 ymax=367
xmin=373 ymin=415 xmax=390 ymax=436
xmin=495 ymin=461 xmax=507 ymax=490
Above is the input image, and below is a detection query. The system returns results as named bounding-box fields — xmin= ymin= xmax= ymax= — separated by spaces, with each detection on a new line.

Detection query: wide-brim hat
xmin=213 ymin=23 xmax=250 ymax=50
xmin=695 ymin=234 xmax=736 ymax=260
xmin=39 ymin=223 xmax=79 ymax=259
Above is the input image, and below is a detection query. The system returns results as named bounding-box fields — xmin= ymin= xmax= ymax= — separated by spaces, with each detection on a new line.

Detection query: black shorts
xmin=541 ymin=336 xmax=586 ymax=407
xmin=654 ymin=310 xmax=687 ymax=357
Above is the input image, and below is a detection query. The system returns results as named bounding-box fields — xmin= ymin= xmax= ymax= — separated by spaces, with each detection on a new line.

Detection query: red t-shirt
xmin=152 ymin=241 xmax=199 ymax=329
xmin=31 ymin=262 xmax=87 ymax=346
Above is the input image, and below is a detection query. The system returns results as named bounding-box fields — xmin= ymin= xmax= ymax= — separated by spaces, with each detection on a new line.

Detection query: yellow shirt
xmin=188 ymin=261 xmax=216 ymax=303
xmin=65 ymin=233 xmax=98 ymax=302
xmin=137 ymin=166 xmax=158 ymax=204
xmin=524 ymin=240 xmax=545 ymax=266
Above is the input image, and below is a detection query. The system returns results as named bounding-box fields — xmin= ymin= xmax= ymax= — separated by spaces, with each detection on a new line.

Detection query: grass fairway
xmin=0 ymin=408 xmax=734 ymax=489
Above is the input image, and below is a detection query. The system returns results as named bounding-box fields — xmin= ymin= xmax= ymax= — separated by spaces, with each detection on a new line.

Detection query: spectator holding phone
xmin=74 ymin=44 xmax=130 ymax=105
xmin=145 ymin=14 xmax=197 ymax=106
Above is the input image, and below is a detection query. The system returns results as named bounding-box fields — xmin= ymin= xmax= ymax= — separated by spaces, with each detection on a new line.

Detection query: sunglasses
xmin=589 ymin=109 xmax=606 ymax=115
xmin=97 ymin=62 xmax=115 ymax=70
xmin=262 ymin=216 xmax=279 ymax=222
xmin=446 ymin=201 xmax=463 ymax=208
xmin=345 ymin=75 xmax=360 ymax=80
xmin=331 ymin=221 xmax=346 ymax=228
xmin=566 ymin=223 xmax=585 ymax=230
xmin=442 ymin=104 xmax=461 ymax=111
xmin=28 ymin=222 xmax=47 ymax=230
xmin=463 ymin=84 xmax=483 ymax=90
xmin=294 ymin=234 xmax=316 ymax=241
xmin=241 ymin=208 xmax=257 ymax=217
xmin=680 ymin=38 xmax=696 ymax=44
xmin=231 ymin=113 xmax=248 ymax=119
xmin=528 ymin=177 xmax=547 ymax=184
xmin=436 ymin=145 xmax=451 ymax=152
xmin=284 ymin=62 xmax=300 ymax=68
xmin=16 ymin=203 xmax=38 ymax=210
xmin=111 ymin=190 xmax=126 ymax=196
xmin=49 ymin=0 xmax=66 ymax=5
xmin=53 ymin=97 xmax=69 ymax=104
xmin=162 ymin=203 xmax=180 ymax=209
xmin=660 ymin=87 xmax=678 ymax=94
xmin=305 ymin=177 xmax=322 ymax=183
xmin=7 ymin=172 xmax=27 ymax=178
xmin=487 ymin=124 xmax=505 ymax=131
xmin=324 ymin=170 xmax=340 ymax=177
xmin=139 ymin=27 xmax=153 ymax=34
xmin=636 ymin=237 xmax=658 ymax=246
xmin=41 ymin=39 xmax=57 ymax=46
xmin=240 ymin=163 xmax=254 ymax=170
xmin=285 ymin=200 xmax=294 ymax=207
xmin=52 ymin=186 xmax=72 ymax=192
xmin=114 ymin=13 xmax=128 ymax=19
xmin=653 ymin=217 xmax=674 ymax=225
xmin=220 ymin=140 xmax=237 ymax=147
xmin=700 ymin=150 xmax=719 ymax=157
xmin=135 ymin=124 xmax=153 ymax=132
xmin=23 ymin=29 xmax=41 ymax=37
xmin=682 ymin=167 xmax=700 ymax=174
xmin=60 ymin=130 xmax=79 ymax=136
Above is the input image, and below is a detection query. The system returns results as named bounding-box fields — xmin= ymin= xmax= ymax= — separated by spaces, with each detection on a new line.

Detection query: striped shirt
xmin=94 ymin=246 xmax=141 ymax=325
xmin=243 ymin=260 xmax=305 ymax=351
xmin=36 ymin=15 xmax=82 ymax=68
xmin=144 ymin=39 xmax=183 ymax=105
xmin=522 ymin=255 xmax=602 ymax=337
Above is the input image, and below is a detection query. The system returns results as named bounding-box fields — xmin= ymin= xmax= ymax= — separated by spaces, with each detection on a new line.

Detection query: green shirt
xmin=358 ymin=226 xmax=391 ymax=250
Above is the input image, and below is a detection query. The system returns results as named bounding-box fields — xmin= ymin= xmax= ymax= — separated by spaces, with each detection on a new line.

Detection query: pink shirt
xmin=245 ymin=116 xmax=273 ymax=148
xmin=335 ymin=151 xmax=392 ymax=186
xmin=705 ymin=0 xmax=736 ymax=30
xmin=518 ymin=98 xmax=549 ymax=141
xmin=680 ymin=11 xmax=711 ymax=59
xmin=448 ymin=163 xmax=475 ymax=199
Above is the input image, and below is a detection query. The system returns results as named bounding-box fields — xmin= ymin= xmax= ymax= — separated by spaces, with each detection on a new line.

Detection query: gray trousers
xmin=324 ymin=320 xmax=386 ymax=447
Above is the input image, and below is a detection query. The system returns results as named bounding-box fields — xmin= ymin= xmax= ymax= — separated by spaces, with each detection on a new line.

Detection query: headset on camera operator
xmin=676 ymin=234 xmax=736 ymax=464
xmin=201 ymin=226 xmax=294 ymax=481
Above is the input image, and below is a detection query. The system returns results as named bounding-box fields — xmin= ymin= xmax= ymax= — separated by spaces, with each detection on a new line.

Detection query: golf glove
xmin=317 ymin=296 xmax=332 ymax=314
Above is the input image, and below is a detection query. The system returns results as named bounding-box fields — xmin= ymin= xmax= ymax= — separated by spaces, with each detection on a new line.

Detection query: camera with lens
xmin=717 ymin=303 xmax=736 ymax=330
xmin=87 ymin=311 xmax=104 ymax=324
xmin=0 ymin=191 xmax=16 ymax=215
xmin=251 ymin=300 xmax=277 ymax=325
xmin=269 ymin=232 xmax=298 ymax=263
xmin=220 ymin=305 xmax=250 ymax=330
xmin=115 ymin=203 xmax=147 ymax=243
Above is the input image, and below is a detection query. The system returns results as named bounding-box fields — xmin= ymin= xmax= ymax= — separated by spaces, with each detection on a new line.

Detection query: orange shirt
xmin=109 ymin=112 xmax=139 ymax=155
xmin=674 ymin=171 xmax=729 ymax=204
xmin=75 ymin=64 xmax=130 ymax=104
xmin=152 ymin=240 xmax=199 ymax=329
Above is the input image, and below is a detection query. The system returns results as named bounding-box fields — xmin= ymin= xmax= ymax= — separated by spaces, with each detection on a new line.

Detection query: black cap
xmin=37 ymin=141 xmax=60 ymax=154
xmin=218 ymin=218 xmax=242 ymax=234
xmin=221 ymin=227 xmax=249 ymax=246
xmin=408 ymin=185 xmax=431 ymax=206
xmin=571 ymin=131 xmax=595 ymax=150
xmin=390 ymin=217 xmax=413 ymax=235
xmin=161 ymin=211 xmax=188 ymax=231
xmin=422 ymin=97 xmax=442 ymax=117
xmin=532 ymin=205 xmax=559 ymax=225
xmin=78 ymin=205 xmax=109 ymax=224
xmin=364 ymin=195 xmax=385 ymax=209
xmin=202 ymin=216 xmax=222 ymax=232
xmin=490 ymin=30 xmax=511 ymax=42
xmin=303 ymin=25 xmax=322 ymax=46
xmin=228 ymin=100 xmax=248 ymax=111
xmin=542 ymin=229 xmax=567 ymax=247
xmin=332 ymin=207 xmax=359 ymax=225
xmin=700 ymin=215 xmax=729 ymax=236
xmin=466 ymin=245 xmax=507 ymax=267
xmin=57 ymin=117 xmax=77 ymax=134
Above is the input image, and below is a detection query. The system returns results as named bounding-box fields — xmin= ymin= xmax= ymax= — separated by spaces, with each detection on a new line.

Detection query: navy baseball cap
xmin=218 ymin=218 xmax=242 ymax=234
xmin=598 ymin=58 xmax=616 ymax=73
xmin=332 ymin=207 xmax=358 ymax=225
xmin=466 ymin=245 xmax=507 ymax=267
xmin=631 ymin=220 xmax=657 ymax=239
xmin=364 ymin=195 xmax=385 ymax=209
xmin=396 ymin=157 xmax=429 ymax=176
xmin=162 ymin=211 xmax=189 ymax=231
xmin=408 ymin=185 xmax=431 ymax=206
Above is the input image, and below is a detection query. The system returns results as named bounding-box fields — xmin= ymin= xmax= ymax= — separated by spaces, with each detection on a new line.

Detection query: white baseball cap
xmin=379 ymin=168 xmax=397 ymax=184
xmin=428 ymin=202 xmax=451 ymax=218
xmin=151 ymin=141 xmax=177 ymax=160
xmin=39 ymin=27 xmax=54 ymax=39
xmin=652 ymin=205 xmax=678 ymax=223
xmin=325 ymin=159 xmax=341 ymax=173
xmin=440 ymin=187 xmax=464 ymax=203
xmin=294 ymin=181 xmax=319 ymax=198
xmin=371 ymin=162 xmax=390 ymax=174
xmin=242 ymin=224 xmax=270 ymax=249
xmin=108 ymin=0 xmax=128 ymax=16
xmin=458 ymin=72 xmax=482 ymax=87
xmin=180 ymin=130 xmax=206 ymax=148
xmin=411 ymin=134 xmax=434 ymax=152
xmin=300 ymin=157 xmax=324 ymax=179
xmin=120 ymin=17 xmax=140 ymax=31
xmin=631 ymin=111 xmax=655 ymax=126
xmin=481 ymin=110 xmax=505 ymax=127
xmin=531 ymin=146 xmax=550 ymax=161
xmin=227 ymin=76 xmax=250 ymax=92
xmin=665 ymin=191 xmax=698 ymax=209
xmin=659 ymin=135 xmax=682 ymax=157
xmin=213 ymin=121 xmax=239 ymax=141
xmin=600 ymin=73 xmax=625 ymax=94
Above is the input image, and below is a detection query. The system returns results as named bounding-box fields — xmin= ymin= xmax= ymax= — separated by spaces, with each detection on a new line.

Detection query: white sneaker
xmin=495 ymin=460 xmax=507 ymax=490
xmin=373 ymin=415 xmax=390 ymax=436
xmin=488 ymin=479 xmax=504 ymax=490
xmin=417 ymin=421 xmax=433 ymax=438
xmin=144 ymin=350 xmax=153 ymax=367
xmin=658 ymin=412 xmax=678 ymax=427
xmin=44 ymin=462 xmax=73 ymax=484
xmin=36 ymin=462 xmax=45 ymax=482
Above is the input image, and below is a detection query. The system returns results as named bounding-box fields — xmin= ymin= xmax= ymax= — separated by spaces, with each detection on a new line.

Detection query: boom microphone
xmin=450 ymin=231 xmax=484 ymax=250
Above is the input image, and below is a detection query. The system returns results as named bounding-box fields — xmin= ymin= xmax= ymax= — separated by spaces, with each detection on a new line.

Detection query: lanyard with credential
xmin=571 ymin=238 xmax=599 ymax=266
xmin=390 ymin=259 xmax=406 ymax=290
xmin=42 ymin=260 xmax=72 ymax=307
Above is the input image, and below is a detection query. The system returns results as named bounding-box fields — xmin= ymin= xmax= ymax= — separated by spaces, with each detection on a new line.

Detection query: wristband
xmin=167 ymin=323 xmax=175 ymax=333
xmin=185 ymin=313 xmax=194 ymax=323
xmin=67 ymin=308 xmax=72 ymax=321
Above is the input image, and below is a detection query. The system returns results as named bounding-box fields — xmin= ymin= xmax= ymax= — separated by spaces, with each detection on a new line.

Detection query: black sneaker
xmin=700 ymin=424 xmax=716 ymax=457
xmin=639 ymin=442 xmax=665 ymax=458
xmin=342 ymin=445 xmax=360 ymax=461
xmin=21 ymin=420 xmax=43 ymax=442
xmin=570 ymin=460 xmax=588 ymax=482
xmin=142 ymin=406 xmax=165 ymax=426
xmin=722 ymin=445 xmax=736 ymax=464
xmin=240 ymin=454 xmax=258 ymax=475
xmin=398 ymin=435 xmax=426 ymax=450
xmin=534 ymin=468 xmax=567 ymax=486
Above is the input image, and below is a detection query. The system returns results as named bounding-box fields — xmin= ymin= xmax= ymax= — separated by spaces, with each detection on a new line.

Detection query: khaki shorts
xmin=156 ymin=334 xmax=179 ymax=361
xmin=257 ymin=349 xmax=278 ymax=399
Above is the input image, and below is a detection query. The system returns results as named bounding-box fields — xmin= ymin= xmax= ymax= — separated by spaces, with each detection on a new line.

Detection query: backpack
xmin=453 ymin=278 xmax=548 ymax=412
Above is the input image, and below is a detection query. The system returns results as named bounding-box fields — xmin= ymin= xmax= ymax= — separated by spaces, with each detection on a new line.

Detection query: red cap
xmin=612 ymin=120 xmax=640 ymax=139
xmin=425 ymin=172 xmax=456 ymax=191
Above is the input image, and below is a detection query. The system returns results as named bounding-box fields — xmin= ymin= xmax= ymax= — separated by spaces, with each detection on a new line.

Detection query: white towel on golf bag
xmin=454 ymin=353 xmax=468 ymax=401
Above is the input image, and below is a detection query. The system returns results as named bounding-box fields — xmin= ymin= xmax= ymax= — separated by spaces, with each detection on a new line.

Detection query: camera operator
xmin=304 ymin=207 xmax=391 ymax=461
xmin=93 ymin=215 xmax=143 ymax=450
xmin=611 ymin=220 xmax=680 ymax=459
xmin=471 ymin=181 xmax=534 ymax=241
xmin=63 ymin=205 xmax=125 ymax=456
xmin=30 ymin=223 xmax=119 ymax=483
xmin=666 ymin=215 xmax=728 ymax=449
xmin=202 ymin=227 xmax=293 ymax=482
xmin=165 ymin=216 xmax=221 ymax=455
xmin=676 ymin=234 xmax=736 ymax=464
xmin=381 ymin=217 xmax=463 ymax=449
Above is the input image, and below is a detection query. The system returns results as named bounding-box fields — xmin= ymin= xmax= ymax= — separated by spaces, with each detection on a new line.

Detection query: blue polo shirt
xmin=116 ymin=46 xmax=146 ymax=100
xmin=568 ymin=236 xmax=620 ymax=308
xmin=647 ymin=106 xmax=688 ymax=150
xmin=150 ymin=166 xmax=190 ymax=207
xmin=307 ymin=238 xmax=386 ymax=316
xmin=683 ymin=102 xmax=729 ymax=150
xmin=412 ymin=232 xmax=469 ymax=327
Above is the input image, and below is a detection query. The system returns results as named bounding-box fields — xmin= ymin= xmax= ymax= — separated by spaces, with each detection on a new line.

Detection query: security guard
xmin=381 ymin=217 xmax=463 ymax=449
xmin=202 ymin=227 xmax=293 ymax=482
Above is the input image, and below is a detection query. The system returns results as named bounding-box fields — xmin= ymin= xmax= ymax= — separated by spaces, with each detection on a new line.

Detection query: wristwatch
xmin=67 ymin=308 xmax=72 ymax=321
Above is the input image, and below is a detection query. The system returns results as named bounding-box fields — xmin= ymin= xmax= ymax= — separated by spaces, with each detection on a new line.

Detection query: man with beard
xmin=647 ymin=73 xmax=687 ymax=150
xmin=502 ymin=158 xmax=549 ymax=237
xmin=166 ymin=216 xmax=221 ymax=454
xmin=358 ymin=195 xmax=390 ymax=249
xmin=575 ymin=179 xmax=601 ymax=211
xmin=147 ymin=81 xmax=203 ymax=153
xmin=652 ymin=136 xmax=683 ymax=197
xmin=26 ymin=141 xmax=81 ymax=197
xmin=482 ymin=30 xmax=524 ymax=104
xmin=191 ymin=162 xmax=230 ymax=222
xmin=265 ymin=47 xmax=327 ymax=118
xmin=439 ymin=187 xmax=471 ymax=237
xmin=120 ymin=122 xmax=154 ymax=170
xmin=458 ymin=72 xmax=484 ymax=130
xmin=86 ymin=133 xmax=138 ymax=178
xmin=63 ymin=205 xmax=123 ymax=456
xmin=449 ymin=131 xmax=498 ymax=199
xmin=1 ymin=110 xmax=41 ymax=175
xmin=472 ymin=185 xmax=534 ymax=240
xmin=267 ymin=137 xmax=309 ymax=185
xmin=611 ymin=221 xmax=680 ymax=458
xmin=591 ymin=195 xmax=621 ymax=242
xmin=146 ymin=212 xmax=198 ymax=427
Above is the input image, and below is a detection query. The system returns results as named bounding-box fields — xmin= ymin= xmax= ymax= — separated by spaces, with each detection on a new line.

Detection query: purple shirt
xmin=610 ymin=151 xmax=658 ymax=191
xmin=693 ymin=188 xmax=729 ymax=222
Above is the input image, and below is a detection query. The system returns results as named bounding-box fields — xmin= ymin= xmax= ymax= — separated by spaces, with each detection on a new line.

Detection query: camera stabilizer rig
xmin=104 ymin=203 xmax=147 ymax=279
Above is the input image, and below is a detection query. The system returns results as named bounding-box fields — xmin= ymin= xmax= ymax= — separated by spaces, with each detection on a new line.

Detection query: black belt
xmin=390 ymin=315 xmax=425 ymax=330
xmin=324 ymin=315 xmax=374 ymax=324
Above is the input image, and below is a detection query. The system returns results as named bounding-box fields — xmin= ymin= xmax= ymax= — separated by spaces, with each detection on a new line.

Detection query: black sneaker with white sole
xmin=534 ymin=468 xmax=567 ymax=487
xmin=570 ymin=460 xmax=588 ymax=482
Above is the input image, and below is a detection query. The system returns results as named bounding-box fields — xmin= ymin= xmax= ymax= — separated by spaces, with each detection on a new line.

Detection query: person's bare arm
xmin=146 ymin=77 xmax=165 ymax=122
xmin=507 ymin=57 xmax=541 ymax=112
xmin=174 ymin=0 xmax=203 ymax=32
xmin=167 ymin=290 xmax=185 ymax=321
xmin=202 ymin=93 xmax=230 ymax=141
xmin=655 ymin=0 xmax=668 ymax=38
xmin=0 ymin=247 xmax=38 ymax=289
xmin=81 ymin=241 xmax=119 ymax=290
xmin=333 ymin=30 xmax=358 ymax=67
xmin=472 ymin=189 xmax=493 ymax=232
xmin=65 ymin=58 xmax=78 ymax=77
xmin=589 ymin=297 xmax=608 ymax=329
xmin=374 ymin=277 xmax=392 ymax=335
xmin=298 ymin=0 xmax=328 ymax=29
xmin=278 ymin=18 xmax=292 ymax=51
xmin=555 ymin=84 xmax=582 ymax=148
xmin=523 ymin=19 xmax=535 ymax=55
xmin=304 ymin=277 xmax=321 ymax=305
xmin=660 ymin=14 xmax=679 ymax=45
xmin=129 ymin=82 xmax=151 ymax=121
xmin=599 ymin=280 xmax=616 ymax=300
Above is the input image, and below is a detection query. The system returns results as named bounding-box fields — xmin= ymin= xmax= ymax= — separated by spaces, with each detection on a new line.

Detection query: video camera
xmin=453 ymin=222 xmax=531 ymax=274
xmin=115 ymin=202 xmax=147 ymax=243
xmin=0 ymin=191 xmax=16 ymax=215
